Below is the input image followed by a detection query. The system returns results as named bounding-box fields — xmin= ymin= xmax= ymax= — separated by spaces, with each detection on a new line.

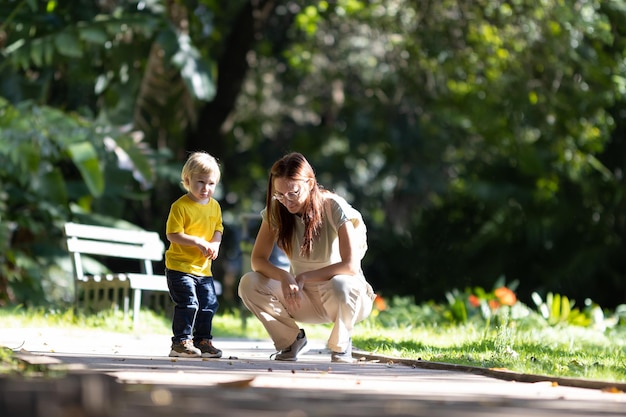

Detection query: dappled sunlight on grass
xmin=0 ymin=305 xmax=171 ymax=333
xmin=352 ymin=322 xmax=626 ymax=383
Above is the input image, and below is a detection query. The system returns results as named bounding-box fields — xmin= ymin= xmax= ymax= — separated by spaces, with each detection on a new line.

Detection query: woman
xmin=238 ymin=152 xmax=375 ymax=363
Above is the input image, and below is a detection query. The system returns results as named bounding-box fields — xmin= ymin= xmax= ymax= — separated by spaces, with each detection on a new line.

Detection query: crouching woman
xmin=238 ymin=152 xmax=375 ymax=363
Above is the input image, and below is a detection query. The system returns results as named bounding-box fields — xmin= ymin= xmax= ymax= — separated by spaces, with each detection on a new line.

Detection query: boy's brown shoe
xmin=169 ymin=339 xmax=201 ymax=358
xmin=195 ymin=339 xmax=222 ymax=358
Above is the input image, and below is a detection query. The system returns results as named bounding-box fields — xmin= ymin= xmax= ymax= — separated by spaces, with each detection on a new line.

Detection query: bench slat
xmin=125 ymin=273 xmax=169 ymax=292
xmin=64 ymin=222 xmax=161 ymax=245
xmin=66 ymin=238 xmax=164 ymax=261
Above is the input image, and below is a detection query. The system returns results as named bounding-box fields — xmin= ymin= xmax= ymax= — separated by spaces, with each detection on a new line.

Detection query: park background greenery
xmin=1 ymin=0 xmax=626 ymax=379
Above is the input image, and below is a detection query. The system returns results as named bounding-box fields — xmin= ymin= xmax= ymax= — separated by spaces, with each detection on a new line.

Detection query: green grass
xmin=2 ymin=305 xmax=626 ymax=383
xmin=352 ymin=321 xmax=626 ymax=383
xmin=0 ymin=305 xmax=174 ymax=334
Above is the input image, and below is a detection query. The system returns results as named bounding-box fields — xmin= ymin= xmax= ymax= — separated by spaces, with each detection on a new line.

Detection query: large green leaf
xmin=39 ymin=167 xmax=68 ymax=205
xmin=67 ymin=142 xmax=104 ymax=197
xmin=54 ymin=30 xmax=83 ymax=58
xmin=174 ymin=34 xmax=216 ymax=101
xmin=158 ymin=30 xmax=216 ymax=101
xmin=107 ymin=135 xmax=154 ymax=188
xmin=78 ymin=25 xmax=109 ymax=45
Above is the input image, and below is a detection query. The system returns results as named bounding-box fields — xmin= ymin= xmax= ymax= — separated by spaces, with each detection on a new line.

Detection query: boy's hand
xmin=196 ymin=239 xmax=211 ymax=258
xmin=206 ymin=241 xmax=220 ymax=260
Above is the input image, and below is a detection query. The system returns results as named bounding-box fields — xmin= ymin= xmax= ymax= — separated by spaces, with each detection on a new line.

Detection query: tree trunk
xmin=188 ymin=0 xmax=295 ymax=155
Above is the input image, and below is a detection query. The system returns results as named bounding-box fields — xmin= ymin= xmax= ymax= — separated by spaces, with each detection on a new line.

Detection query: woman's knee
xmin=329 ymin=275 xmax=355 ymax=292
xmin=238 ymin=271 xmax=263 ymax=298
xmin=324 ymin=275 xmax=351 ymax=302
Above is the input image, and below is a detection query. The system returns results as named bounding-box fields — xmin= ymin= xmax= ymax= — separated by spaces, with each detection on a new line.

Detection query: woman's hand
xmin=282 ymin=277 xmax=302 ymax=310
xmin=294 ymin=272 xmax=307 ymax=290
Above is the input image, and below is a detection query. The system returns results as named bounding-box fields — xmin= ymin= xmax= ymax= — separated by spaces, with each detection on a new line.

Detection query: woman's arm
xmin=250 ymin=220 xmax=293 ymax=282
xmin=251 ymin=220 xmax=303 ymax=308
xmin=297 ymin=220 xmax=362 ymax=283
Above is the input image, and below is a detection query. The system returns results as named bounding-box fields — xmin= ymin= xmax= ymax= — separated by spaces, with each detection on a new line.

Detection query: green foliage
xmin=531 ymin=292 xmax=599 ymax=327
xmin=445 ymin=289 xmax=468 ymax=324
xmin=439 ymin=277 xmax=524 ymax=326
xmin=156 ymin=29 xmax=216 ymax=102
xmin=220 ymin=0 xmax=626 ymax=309
xmin=0 ymin=98 xmax=157 ymax=305
xmin=374 ymin=282 xmax=621 ymax=335
xmin=1 ymin=0 xmax=626 ymax=313
xmin=368 ymin=295 xmax=449 ymax=328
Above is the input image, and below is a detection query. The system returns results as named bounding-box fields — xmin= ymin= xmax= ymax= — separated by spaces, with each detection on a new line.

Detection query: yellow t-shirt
xmin=165 ymin=195 xmax=224 ymax=276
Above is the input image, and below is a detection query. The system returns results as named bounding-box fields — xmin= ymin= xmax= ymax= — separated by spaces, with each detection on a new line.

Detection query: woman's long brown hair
xmin=266 ymin=153 xmax=324 ymax=258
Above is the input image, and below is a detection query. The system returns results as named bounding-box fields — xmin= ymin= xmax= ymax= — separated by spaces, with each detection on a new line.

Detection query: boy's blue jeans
xmin=166 ymin=269 xmax=219 ymax=343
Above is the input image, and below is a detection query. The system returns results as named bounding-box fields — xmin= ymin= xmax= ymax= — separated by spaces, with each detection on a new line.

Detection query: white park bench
xmin=64 ymin=222 xmax=169 ymax=329
xmin=64 ymin=222 xmax=221 ymax=329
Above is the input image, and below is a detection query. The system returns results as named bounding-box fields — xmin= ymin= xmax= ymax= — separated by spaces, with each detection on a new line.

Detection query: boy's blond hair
xmin=181 ymin=151 xmax=221 ymax=191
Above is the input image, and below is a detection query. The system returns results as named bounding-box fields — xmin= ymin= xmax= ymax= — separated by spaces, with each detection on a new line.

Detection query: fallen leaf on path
xmin=602 ymin=387 xmax=623 ymax=394
xmin=217 ymin=377 xmax=256 ymax=388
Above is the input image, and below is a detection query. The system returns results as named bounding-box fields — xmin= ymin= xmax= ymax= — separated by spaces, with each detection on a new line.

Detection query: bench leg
xmin=123 ymin=287 xmax=130 ymax=318
xmin=133 ymin=288 xmax=142 ymax=330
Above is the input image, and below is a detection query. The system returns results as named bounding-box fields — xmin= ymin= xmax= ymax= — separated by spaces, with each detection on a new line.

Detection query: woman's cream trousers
xmin=238 ymin=271 xmax=375 ymax=352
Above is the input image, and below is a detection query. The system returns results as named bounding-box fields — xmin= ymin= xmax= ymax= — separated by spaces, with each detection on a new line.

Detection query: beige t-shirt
xmin=263 ymin=193 xmax=367 ymax=276
xmin=165 ymin=195 xmax=224 ymax=276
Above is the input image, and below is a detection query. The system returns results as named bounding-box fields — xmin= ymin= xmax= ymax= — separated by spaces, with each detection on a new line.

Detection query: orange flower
xmin=488 ymin=299 xmax=501 ymax=310
xmin=468 ymin=294 xmax=480 ymax=307
xmin=494 ymin=286 xmax=517 ymax=306
xmin=374 ymin=294 xmax=387 ymax=311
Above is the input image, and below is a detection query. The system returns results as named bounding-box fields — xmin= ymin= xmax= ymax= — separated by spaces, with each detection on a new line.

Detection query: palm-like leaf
xmin=133 ymin=41 xmax=197 ymax=139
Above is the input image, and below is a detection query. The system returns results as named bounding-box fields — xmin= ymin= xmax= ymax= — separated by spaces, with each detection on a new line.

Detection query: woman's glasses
xmin=272 ymin=188 xmax=301 ymax=203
